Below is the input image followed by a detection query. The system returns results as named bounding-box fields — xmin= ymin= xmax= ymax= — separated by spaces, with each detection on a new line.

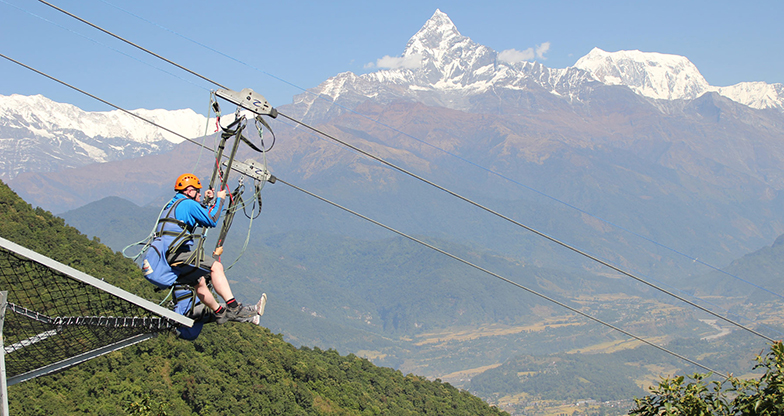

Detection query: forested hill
xmin=0 ymin=180 xmax=507 ymax=415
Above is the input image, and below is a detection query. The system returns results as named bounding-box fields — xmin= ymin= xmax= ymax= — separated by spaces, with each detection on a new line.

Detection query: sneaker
xmin=233 ymin=305 xmax=258 ymax=321
xmin=214 ymin=304 xmax=243 ymax=325
xmin=214 ymin=307 xmax=230 ymax=325
xmin=256 ymin=293 xmax=267 ymax=316
xmin=233 ymin=294 xmax=266 ymax=325
xmin=237 ymin=294 xmax=266 ymax=325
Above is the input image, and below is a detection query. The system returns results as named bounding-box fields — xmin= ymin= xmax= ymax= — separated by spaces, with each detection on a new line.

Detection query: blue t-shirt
xmin=165 ymin=193 xmax=224 ymax=229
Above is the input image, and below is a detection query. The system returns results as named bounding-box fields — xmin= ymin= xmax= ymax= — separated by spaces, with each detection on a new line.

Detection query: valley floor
xmin=353 ymin=293 xmax=780 ymax=416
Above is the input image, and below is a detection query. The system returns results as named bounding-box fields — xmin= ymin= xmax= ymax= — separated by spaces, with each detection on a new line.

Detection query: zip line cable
xmin=19 ymin=0 xmax=781 ymax=339
xmin=16 ymin=2 xmax=784 ymax=337
xmin=70 ymin=0 xmax=784 ymax=304
xmin=37 ymin=0 xmax=228 ymax=90
xmin=275 ymin=178 xmax=730 ymax=378
xmin=2 ymin=25 xmax=778 ymax=345
xmin=278 ymin=112 xmax=778 ymax=343
xmin=0 ymin=0 xmax=210 ymax=94
xmin=0 ymin=52 xmax=742 ymax=378
xmin=271 ymin=116 xmax=784 ymax=340
xmin=95 ymin=0 xmax=306 ymax=95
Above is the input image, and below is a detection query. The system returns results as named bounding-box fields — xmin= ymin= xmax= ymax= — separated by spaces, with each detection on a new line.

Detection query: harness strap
xmin=155 ymin=198 xmax=201 ymax=263
xmin=155 ymin=200 xmax=188 ymax=232
xmin=172 ymin=284 xmax=198 ymax=317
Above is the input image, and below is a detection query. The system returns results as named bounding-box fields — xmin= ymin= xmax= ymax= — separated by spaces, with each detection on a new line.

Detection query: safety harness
xmin=156 ymin=198 xmax=209 ymax=270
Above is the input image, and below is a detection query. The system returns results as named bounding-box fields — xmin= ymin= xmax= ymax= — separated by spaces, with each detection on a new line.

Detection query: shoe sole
xmin=256 ymin=293 xmax=267 ymax=316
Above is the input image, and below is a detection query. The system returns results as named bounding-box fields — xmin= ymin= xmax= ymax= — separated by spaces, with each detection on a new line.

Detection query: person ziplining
xmin=143 ymin=173 xmax=265 ymax=323
xmin=131 ymin=88 xmax=278 ymax=340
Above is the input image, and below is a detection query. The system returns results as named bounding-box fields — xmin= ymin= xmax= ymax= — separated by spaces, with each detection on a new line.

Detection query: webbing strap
xmin=156 ymin=198 xmax=204 ymax=268
xmin=240 ymin=132 xmax=265 ymax=153
xmin=155 ymin=199 xmax=188 ymax=235
xmin=214 ymin=184 xmax=243 ymax=258
xmin=170 ymin=284 xmax=197 ymax=317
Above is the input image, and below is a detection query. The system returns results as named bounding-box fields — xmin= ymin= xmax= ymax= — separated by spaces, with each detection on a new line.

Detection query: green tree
xmin=631 ymin=341 xmax=784 ymax=415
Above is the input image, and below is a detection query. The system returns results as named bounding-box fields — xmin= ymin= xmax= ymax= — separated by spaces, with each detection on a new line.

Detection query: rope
xmin=121 ymin=202 xmax=167 ymax=261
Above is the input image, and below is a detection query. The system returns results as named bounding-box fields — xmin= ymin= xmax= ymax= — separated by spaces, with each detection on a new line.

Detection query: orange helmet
xmin=174 ymin=173 xmax=202 ymax=191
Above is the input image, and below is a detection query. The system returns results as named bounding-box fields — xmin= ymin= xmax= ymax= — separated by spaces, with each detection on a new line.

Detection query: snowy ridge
xmin=715 ymin=82 xmax=784 ymax=111
xmin=0 ymin=94 xmax=208 ymax=144
xmin=573 ymin=48 xmax=710 ymax=100
xmin=400 ymin=9 xmax=497 ymax=92
xmin=295 ymin=10 xmax=783 ymax=119
xmin=0 ymin=94 xmax=211 ymax=180
xmin=575 ymin=48 xmax=784 ymax=110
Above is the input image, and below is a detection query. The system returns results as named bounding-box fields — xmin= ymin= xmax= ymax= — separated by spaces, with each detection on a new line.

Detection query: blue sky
xmin=1 ymin=0 xmax=781 ymax=112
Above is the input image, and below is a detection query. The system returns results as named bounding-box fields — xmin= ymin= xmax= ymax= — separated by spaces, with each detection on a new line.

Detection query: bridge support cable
xmin=276 ymin=178 xmax=730 ymax=378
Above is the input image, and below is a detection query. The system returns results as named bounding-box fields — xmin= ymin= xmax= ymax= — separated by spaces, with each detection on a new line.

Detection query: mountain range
xmin=287 ymin=9 xmax=784 ymax=124
xmin=4 ymin=11 xmax=783 ymax=186
xmin=0 ymin=93 xmax=207 ymax=180
xmin=4 ymin=10 xmax=784 ymax=277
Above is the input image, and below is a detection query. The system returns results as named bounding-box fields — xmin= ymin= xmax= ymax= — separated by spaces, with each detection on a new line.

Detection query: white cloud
xmin=368 ymin=53 xmax=423 ymax=70
xmin=536 ymin=42 xmax=551 ymax=59
xmin=498 ymin=42 xmax=551 ymax=64
xmin=498 ymin=48 xmax=534 ymax=64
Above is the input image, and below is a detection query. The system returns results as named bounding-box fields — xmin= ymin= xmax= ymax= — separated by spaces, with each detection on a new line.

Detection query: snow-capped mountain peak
xmin=715 ymin=82 xmax=784 ymax=111
xmin=404 ymin=9 xmax=463 ymax=62
xmin=390 ymin=9 xmax=499 ymax=92
xmin=573 ymin=48 xmax=784 ymax=109
xmin=289 ymin=9 xmax=783 ymax=123
xmin=574 ymin=47 xmax=710 ymax=100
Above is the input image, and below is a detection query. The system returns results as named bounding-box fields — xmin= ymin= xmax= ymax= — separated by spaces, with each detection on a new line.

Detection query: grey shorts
xmin=169 ymin=250 xmax=214 ymax=286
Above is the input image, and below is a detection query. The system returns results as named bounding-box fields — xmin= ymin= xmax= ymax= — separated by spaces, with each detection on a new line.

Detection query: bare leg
xmin=209 ymin=261 xmax=235 ymax=304
xmin=194 ymin=276 xmax=220 ymax=311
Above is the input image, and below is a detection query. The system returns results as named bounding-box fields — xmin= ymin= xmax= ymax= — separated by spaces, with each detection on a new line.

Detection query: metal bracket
xmin=215 ymin=88 xmax=278 ymax=118
xmin=223 ymin=159 xmax=276 ymax=184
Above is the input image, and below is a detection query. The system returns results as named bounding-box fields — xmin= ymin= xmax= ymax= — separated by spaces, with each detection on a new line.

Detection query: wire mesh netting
xmin=0 ymin=242 xmax=180 ymax=382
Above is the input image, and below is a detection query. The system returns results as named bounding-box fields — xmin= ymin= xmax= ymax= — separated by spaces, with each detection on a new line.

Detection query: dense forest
xmin=9 ymin=324 xmax=507 ymax=415
xmin=0 ymin=180 xmax=507 ymax=415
